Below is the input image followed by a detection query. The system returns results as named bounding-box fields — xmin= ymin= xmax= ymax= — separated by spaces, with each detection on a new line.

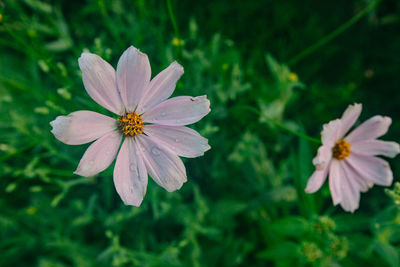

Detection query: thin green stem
xmin=234 ymin=105 xmax=321 ymax=144
xmin=3 ymin=23 xmax=74 ymax=88
xmin=274 ymin=121 xmax=321 ymax=144
xmin=0 ymin=142 xmax=38 ymax=162
xmin=166 ymin=0 xmax=180 ymax=38
xmin=288 ymin=0 xmax=381 ymax=66
xmin=48 ymin=168 xmax=75 ymax=177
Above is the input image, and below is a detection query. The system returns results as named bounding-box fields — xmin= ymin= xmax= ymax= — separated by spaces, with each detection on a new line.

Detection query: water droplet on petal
xmin=161 ymin=112 xmax=166 ymax=117
xmin=129 ymin=163 xmax=136 ymax=171
xmin=151 ymin=147 xmax=160 ymax=156
xmin=175 ymin=138 xmax=180 ymax=143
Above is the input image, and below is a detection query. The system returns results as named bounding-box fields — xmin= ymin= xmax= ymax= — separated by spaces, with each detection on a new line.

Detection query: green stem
xmin=288 ymin=0 xmax=381 ymax=66
xmin=48 ymin=168 xmax=75 ymax=177
xmin=235 ymin=105 xmax=321 ymax=144
xmin=274 ymin=121 xmax=321 ymax=144
xmin=0 ymin=142 xmax=37 ymax=162
xmin=3 ymin=23 xmax=74 ymax=88
xmin=166 ymin=0 xmax=180 ymax=38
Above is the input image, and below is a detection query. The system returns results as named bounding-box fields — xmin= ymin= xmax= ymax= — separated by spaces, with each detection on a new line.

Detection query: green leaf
xmin=374 ymin=240 xmax=400 ymax=267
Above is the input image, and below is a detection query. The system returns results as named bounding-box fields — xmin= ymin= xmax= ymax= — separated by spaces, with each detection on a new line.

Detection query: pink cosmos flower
xmin=305 ymin=103 xmax=399 ymax=212
xmin=50 ymin=46 xmax=211 ymax=206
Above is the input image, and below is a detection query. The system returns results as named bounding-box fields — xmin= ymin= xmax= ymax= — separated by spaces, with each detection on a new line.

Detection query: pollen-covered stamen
xmin=118 ymin=112 xmax=144 ymax=137
xmin=332 ymin=139 xmax=351 ymax=160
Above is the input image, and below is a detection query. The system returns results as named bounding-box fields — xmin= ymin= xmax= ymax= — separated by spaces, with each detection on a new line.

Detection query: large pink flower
xmin=305 ymin=104 xmax=399 ymax=212
xmin=50 ymin=46 xmax=211 ymax=206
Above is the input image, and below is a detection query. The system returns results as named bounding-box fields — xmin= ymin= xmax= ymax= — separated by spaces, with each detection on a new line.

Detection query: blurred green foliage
xmin=1 ymin=0 xmax=400 ymax=266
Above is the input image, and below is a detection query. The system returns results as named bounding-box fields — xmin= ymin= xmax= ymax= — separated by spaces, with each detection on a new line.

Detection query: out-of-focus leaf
xmin=374 ymin=240 xmax=400 ymax=267
xmin=257 ymin=241 xmax=297 ymax=260
xmin=269 ymin=216 xmax=309 ymax=237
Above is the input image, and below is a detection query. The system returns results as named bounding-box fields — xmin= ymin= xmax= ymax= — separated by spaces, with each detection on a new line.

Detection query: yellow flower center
xmin=332 ymin=139 xmax=351 ymax=160
xmin=117 ymin=112 xmax=144 ymax=137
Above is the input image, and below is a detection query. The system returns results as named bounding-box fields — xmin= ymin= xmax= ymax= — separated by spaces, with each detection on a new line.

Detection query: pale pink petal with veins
xmin=142 ymin=95 xmax=211 ymax=126
xmin=136 ymin=61 xmax=184 ymax=114
xmin=78 ymin=53 xmax=124 ymax=115
xmin=50 ymin=110 xmax=116 ymax=145
xmin=116 ymin=46 xmax=151 ymax=112
xmin=113 ymin=137 xmax=148 ymax=206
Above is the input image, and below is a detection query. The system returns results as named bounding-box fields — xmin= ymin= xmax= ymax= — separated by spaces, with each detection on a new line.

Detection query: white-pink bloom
xmin=50 ymin=46 xmax=211 ymax=206
xmin=305 ymin=103 xmax=399 ymax=212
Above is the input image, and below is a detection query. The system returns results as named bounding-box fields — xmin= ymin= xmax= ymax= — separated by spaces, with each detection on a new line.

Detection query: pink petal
xmin=312 ymin=145 xmax=332 ymax=170
xmin=346 ymin=154 xmax=393 ymax=186
xmin=321 ymin=119 xmax=342 ymax=145
xmin=78 ymin=53 xmax=124 ymax=115
xmin=116 ymin=46 xmax=151 ymax=112
xmin=351 ymin=140 xmax=400 ymax=158
xmin=338 ymin=103 xmax=362 ymax=138
xmin=342 ymin=160 xmax=373 ymax=193
xmin=143 ymin=125 xmax=210 ymax=158
xmin=136 ymin=61 xmax=184 ymax=114
xmin=113 ymin=137 xmax=148 ymax=206
xmin=142 ymin=95 xmax=211 ymax=126
xmin=346 ymin=116 xmax=392 ymax=143
xmin=50 ymin=110 xmax=116 ymax=145
xmin=74 ymin=131 xmax=122 ymax=177
xmin=135 ymin=134 xmax=187 ymax=192
xmin=329 ymin=160 xmax=342 ymax=205
xmin=338 ymin=162 xmax=360 ymax=212
xmin=305 ymin=162 xmax=330 ymax=193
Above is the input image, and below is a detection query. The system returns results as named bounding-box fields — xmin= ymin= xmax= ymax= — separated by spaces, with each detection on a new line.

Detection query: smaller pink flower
xmin=305 ymin=104 xmax=399 ymax=212
xmin=50 ymin=46 xmax=211 ymax=206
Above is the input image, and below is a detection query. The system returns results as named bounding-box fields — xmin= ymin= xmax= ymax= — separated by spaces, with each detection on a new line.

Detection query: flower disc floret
xmin=332 ymin=140 xmax=351 ymax=160
xmin=118 ymin=112 xmax=144 ymax=137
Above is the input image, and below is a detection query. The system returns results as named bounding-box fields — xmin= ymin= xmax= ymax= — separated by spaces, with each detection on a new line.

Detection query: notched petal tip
xmin=204 ymin=143 xmax=211 ymax=153
xmin=373 ymin=116 xmax=392 ymax=127
xmin=123 ymin=45 xmax=149 ymax=61
xmin=321 ymin=119 xmax=341 ymax=145
xmin=369 ymin=116 xmax=392 ymax=128
xmin=79 ymin=51 xmax=91 ymax=57
xmin=126 ymin=45 xmax=145 ymax=54
xmin=341 ymin=103 xmax=362 ymax=118
xmin=194 ymin=95 xmax=211 ymax=110
xmin=78 ymin=52 xmax=95 ymax=65
xmin=341 ymin=204 xmax=357 ymax=213
xmin=382 ymin=116 xmax=392 ymax=126
xmin=392 ymin=142 xmax=400 ymax=157
xmin=193 ymin=95 xmax=211 ymax=116
xmin=345 ymin=103 xmax=362 ymax=113
xmin=195 ymin=143 xmax=211 ymax=157
xmin=170 ymin=61 xmax=184 ymax=74
xmin=312 ymin=145 xmax=331 ymax=170
xmin=165 ymin=179 xmax=187 ymax=192
xmin=50 ymin=115 xmax=72 ymax=143
xmin=73 ymin=169 xmax=91 ymax=177
xmin=346 ymin=115 xmax=393 ymax=143
xmin=122 ymin=197 xmax=144 ymax=207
